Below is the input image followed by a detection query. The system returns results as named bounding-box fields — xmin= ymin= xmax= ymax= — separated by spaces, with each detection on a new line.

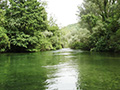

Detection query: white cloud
xmin=46 ymin=0 xmax=83 ymax=27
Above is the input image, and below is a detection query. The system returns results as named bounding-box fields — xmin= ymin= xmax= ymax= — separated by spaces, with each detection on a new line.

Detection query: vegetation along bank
xmin=0 ymin=0 xmax=120 ymax=52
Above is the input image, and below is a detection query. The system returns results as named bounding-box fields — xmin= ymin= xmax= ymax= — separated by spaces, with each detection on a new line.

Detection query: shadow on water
xmin=0 ymin=48 xmax=120 ymax=90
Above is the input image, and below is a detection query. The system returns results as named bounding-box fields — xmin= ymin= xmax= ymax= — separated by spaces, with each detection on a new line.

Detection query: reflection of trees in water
xmin=76 ymin=52 xmax=120 ymax=90
xmin=1 ymin=50 xmax=120 ymax=90
xmin=0 ymin=52 xmax=61 ymax=90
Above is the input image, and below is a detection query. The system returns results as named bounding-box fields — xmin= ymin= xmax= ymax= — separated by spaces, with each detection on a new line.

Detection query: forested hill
xmin=60 ymin=23 xmax=90 ymax=48
xmin=61 ymin=23 xmax=80 ymax=32
xmin=60 ymin=23 xmax=79 ymax=48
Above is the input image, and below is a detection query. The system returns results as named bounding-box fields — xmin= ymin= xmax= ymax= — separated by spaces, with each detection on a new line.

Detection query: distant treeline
xmin=0 ymin=0 xmax=62 ymax=52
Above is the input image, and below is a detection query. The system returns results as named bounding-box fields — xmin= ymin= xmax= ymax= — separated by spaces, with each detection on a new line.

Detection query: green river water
xmin=0 ymin=48 xmax=120 ymax=90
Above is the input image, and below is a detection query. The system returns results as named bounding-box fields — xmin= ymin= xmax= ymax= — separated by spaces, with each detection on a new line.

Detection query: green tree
xmin=4 ymin=0 xmax=48 ymax=52
xmin=0 ymin=2 xmax=9 ymax=52
xmin=0 ymin=27 xmax=9 ymax=52
xmin=48 ymin=15 xmax=62 ymax=50
xmin=0 ymin=0 xmax=7 ymax=10
xmin=76 ymin=0 xmax=120 ymax=52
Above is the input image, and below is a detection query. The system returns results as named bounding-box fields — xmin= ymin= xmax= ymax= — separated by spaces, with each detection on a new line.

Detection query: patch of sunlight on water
xmin=53 ymin=48 xmax=74 ymax=52
xmin=53 ymin=48 xmax=82 ymax=56
xmin=45 ymin=63 xmax=78 ymax=90
xmin=44 ymin=48 xmax=79 ymax=90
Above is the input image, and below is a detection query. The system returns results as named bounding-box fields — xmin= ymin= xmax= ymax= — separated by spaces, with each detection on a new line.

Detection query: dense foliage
xmin=60 ymin=24 xmax=79 ymax=48
xmin=60 ymin=23 xmax=90 ymax=50
xmin=70 ymin=0 xmax=120 ymax=52
xmin=0 ymin=0 xmax=62 ymax=52
xmin=1 ymin=0 xmax=120 ymax=52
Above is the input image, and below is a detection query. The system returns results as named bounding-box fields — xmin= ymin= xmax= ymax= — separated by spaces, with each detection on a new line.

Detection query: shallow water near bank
xmin=0 ymin=48 xmax=120 ymax=90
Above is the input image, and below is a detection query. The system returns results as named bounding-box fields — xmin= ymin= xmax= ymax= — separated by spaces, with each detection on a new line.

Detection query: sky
xmin=46 ymin=0 xmax=83 ymax=27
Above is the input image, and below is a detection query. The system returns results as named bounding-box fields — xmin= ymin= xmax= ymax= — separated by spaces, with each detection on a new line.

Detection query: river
xmin=0 ymin=48 xmax=120 ymax=90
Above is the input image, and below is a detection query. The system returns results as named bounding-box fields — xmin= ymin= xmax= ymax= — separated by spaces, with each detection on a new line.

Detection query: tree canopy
xmin=70 ymin=0 xmax=120 ymax=52
xmin=0 ymin=0 xmax=62 ymax=52
xmin=0 ymin=0 xmax=120 ymax=52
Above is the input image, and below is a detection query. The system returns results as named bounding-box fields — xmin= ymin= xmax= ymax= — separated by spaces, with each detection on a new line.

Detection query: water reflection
xmin=45 ymin=48 xmax=78 ymax=90
xmin=76 ymin=52 xmax=120 ymax=90
xmin=0 ymin=53 xmax=49 ymax=90
xmin=0 ymin=49 xmax=120 ymax=90
xmin=45 ymin=62 xmax=78 ymax=90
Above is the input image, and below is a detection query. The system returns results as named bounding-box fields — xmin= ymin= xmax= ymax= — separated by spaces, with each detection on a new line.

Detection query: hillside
xmin=60 ymin=23 xmax=90 ymax=48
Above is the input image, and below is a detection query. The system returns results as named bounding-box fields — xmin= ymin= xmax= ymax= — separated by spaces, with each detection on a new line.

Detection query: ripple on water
xmin=44 ymin=62 xmax=78 ymax=90
xmin=43 ymin=48 xmax=79 ymax=90
xmin=53 ymin=48 xmax=74 ymax=52
xmin=53 ymin=48 xmax=82 ymax=56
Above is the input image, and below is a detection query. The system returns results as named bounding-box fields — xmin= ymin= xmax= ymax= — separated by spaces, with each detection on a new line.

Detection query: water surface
xmin=0 ymin=48 xmax=120 ymax=90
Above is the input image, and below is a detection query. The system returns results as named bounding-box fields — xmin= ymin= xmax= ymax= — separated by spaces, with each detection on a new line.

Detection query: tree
xmin=4 ymin=0 xmax=48 ymax=52
xmin=0 ymin=1 xmax=10 ymax=52
xmin=77 ymin=0 xmax=120 ymax=52
xmin=0 ymin=0 xmax=7 ymax=10
xmin=0 ymin=27 xmax=10 ymax=52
